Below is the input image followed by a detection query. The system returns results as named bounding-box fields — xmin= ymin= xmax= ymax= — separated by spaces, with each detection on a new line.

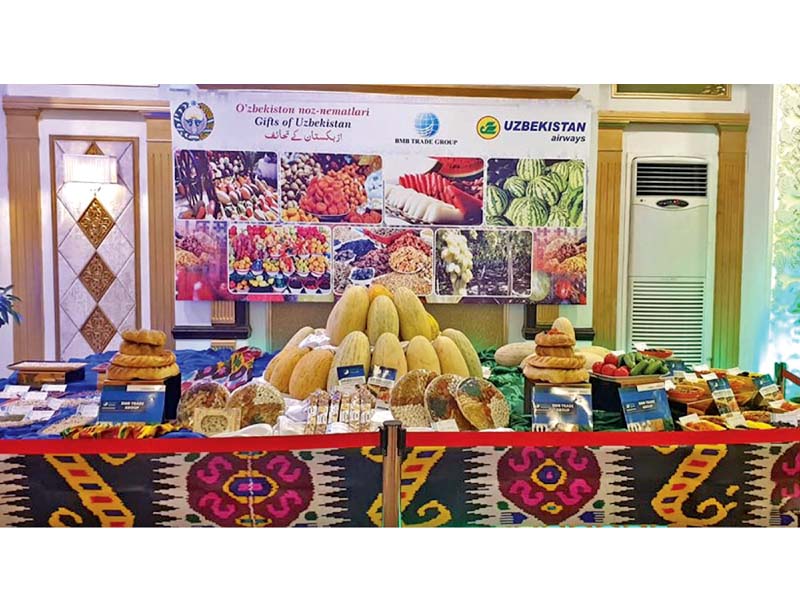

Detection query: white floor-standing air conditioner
xmin=625 ymin=157 xmax=713 ymax=365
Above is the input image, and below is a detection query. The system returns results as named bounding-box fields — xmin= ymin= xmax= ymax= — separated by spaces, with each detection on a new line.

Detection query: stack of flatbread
xmin=107 ymin=329 xmax=179 ymax=381
xmin=522 ymin=329 xmax=589 ymax=384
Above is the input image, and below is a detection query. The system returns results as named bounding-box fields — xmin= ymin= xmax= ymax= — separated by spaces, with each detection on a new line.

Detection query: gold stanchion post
xmin=380 ymin=420 xmax=404 ymax=527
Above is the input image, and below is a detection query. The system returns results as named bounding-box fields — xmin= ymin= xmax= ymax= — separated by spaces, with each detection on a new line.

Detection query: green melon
xmin=546 ymin=205 xmax=570 ymax=228
xmin=550 ymin=161 xmax=572 ymax=180
xmin=568 ymin=166 xmax=584 ymax=189
xmin=506 ymin=197 xmax=549 ymax=227
xmin=561 ymin=186 xmax=583 ymax=211
xmin=502 ymin=176 xmax=528 ymax=198
xmin=516 ymin=158 xmax=546 ymax=181
xmin=485 ymin=185 xmax=509 ymax=217
xmin=486 ymin=215 xmax=512 ymax=226
xmin=548 ymin=171 xmax=568 ymax=194
xmin=527 ymin=176 xmax=560 ymax=207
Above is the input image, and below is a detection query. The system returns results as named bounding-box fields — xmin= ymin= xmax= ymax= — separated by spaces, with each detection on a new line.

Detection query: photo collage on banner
xmin=171 ymin=95 xmax=591 ymax=304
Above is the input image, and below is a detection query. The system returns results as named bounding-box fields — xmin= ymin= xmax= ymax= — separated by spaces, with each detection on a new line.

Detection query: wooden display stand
xmin=7 ymin=361 xmax=86 ymax=386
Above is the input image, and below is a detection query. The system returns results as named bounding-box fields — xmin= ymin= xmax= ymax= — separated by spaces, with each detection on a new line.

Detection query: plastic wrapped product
xmin=176 ymin=381 xmax=230 ymax=429
xmin=226 ymin=381 xmax=285 ymax=426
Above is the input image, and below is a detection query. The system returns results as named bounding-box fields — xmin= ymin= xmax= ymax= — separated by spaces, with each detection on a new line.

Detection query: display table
xmin=1 ymin=429 xmax=798 ymax=527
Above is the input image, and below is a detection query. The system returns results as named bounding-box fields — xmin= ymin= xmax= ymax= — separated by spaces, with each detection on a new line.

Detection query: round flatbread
xmin=535 ymin=345 xmax=575 ymax=358
xmin=524 ymin=355 xmax=585 ymax=370
xmin=522 ymin=365 xmax=589 ymax=384
xmin=119 ymin=341 xmax=163 ymax=356
xmin=107 ymin=363 xmax=179 ymax=381
xmin=121 ymin=329 xmax=167 ymax=347
xmin=534 ymin=330 xmax=575 ymax=348
xmin=111 ymin=350 xmax=175 ymax=368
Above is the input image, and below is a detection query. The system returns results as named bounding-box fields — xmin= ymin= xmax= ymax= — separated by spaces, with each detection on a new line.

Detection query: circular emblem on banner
xmin=476 ymin=115 xmax=500 ymax=140
xmin=173 ymin=101 xmax=215 ymax=141
xmin=414 ymin=112 xmax=439 ymax=138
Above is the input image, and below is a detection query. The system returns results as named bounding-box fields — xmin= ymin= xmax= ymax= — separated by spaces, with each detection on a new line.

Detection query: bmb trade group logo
xmin=396 ymin=112 xmax=456 ymax=146
xmin=414 ymin=112 xmax=440 ymax=138
xmin=173 ymin=100 xmax=215 ymax=141
xmin=476 ymin=115 xmax=500 ymax=140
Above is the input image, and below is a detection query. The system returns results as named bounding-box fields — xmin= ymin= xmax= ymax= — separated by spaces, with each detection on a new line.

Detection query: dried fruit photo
xmin=532 ymin=227 xmax=587 ymax=305
xmin=175 ymin=221 xmax=231 ymax=301
xmin=174 ymin=150 xmax=279 ymax=221
xmin=435 ymin=228 xmax=532 ymax=298
xmin=485 ymin=158 xmax=585 ymax=228
xmin=383 ymin=156 xmax=484 ymax=225
xmin=228 ymin=224 xmax=331 ymax=297
xmin=280 ymin=153 xmax=383 ymax=224
xmin=333 ymin=227 xmax=433 ymax=296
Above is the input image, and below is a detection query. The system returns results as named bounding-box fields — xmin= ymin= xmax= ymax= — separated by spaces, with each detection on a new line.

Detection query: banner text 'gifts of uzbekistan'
xmin=171 ymin=92 xmax=591 ymax=305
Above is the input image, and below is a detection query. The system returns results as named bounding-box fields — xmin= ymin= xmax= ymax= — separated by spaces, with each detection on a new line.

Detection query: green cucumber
xmin=630 ymin=360 xmax=648 ymax=376
xmin=633 ymin=352 xmax=644 ymax=364
xmin=644 ymin=359 xmax=662 ymax=375
xmin=622 ymin=353 xmax=636 ymax=369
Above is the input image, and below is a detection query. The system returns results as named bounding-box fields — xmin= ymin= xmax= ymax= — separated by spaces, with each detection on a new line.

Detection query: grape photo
xmin=435 ymin=228 xmax=532 ymax=297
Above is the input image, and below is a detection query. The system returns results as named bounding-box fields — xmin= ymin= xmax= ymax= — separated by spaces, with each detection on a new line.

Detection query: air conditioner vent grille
xmin=630 ymin=279 xmax=705 ymax=365
xmin=635 ymin=162 xmax=708 ymax=196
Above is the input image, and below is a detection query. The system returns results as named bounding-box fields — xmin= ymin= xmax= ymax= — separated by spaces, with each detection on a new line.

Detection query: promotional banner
xmin=171 ymin=91 xmax=592 ymax=304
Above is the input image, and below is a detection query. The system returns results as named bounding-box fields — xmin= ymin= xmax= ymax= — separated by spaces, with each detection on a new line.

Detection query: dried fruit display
xmin=281 ymin=153 xmax=383 ymax=223
xmin=175 ymin=221 xmax=232 ymax=301
xmin=333 ymin=227 xmax=433 ymax=296
xmin=532 ymin=227 xmax=587 ymax=305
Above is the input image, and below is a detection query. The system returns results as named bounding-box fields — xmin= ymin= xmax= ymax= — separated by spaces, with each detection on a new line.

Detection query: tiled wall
xmin=53 ymin=139 xmax=139 ymax=359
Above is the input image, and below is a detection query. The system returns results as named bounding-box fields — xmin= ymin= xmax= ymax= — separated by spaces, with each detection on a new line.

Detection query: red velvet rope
xmin=1 ymin=427 xmax=800 ymax=455
xmin=781 ymin=366 xmax=800 ymax=387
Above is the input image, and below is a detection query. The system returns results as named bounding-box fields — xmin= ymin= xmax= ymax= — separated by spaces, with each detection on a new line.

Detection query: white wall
xmin=0 ymin=84 xmax=13 ymax=378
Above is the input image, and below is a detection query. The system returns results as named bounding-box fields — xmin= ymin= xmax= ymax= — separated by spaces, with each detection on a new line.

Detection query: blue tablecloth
xmin=0 ymin=348 xmax=276 ymax=440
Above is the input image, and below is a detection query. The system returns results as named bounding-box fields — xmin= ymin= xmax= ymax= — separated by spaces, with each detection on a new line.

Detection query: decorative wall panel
xmin=50 ymin=138 xmax=140 ymax=359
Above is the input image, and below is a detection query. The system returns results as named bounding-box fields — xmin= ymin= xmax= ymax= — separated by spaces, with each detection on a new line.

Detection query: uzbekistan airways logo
xmin=476 ymin=115 xmax=500 ymax=140
xmin=173 ymin=100 xmax=215 ymax=141
xmin=414 ymin=112 xmax=440 ymax=138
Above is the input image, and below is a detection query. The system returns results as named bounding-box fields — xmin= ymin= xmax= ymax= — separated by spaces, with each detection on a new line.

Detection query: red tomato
xmin=603 ymin=353 xmax=618 ymax=366
xmin=601 ymin=363 xmax=617 ymax=376
xmin=613 ymin=366 xmax=630 ymax=378
xmin=592 ymin=361 xmax=604 ymax=374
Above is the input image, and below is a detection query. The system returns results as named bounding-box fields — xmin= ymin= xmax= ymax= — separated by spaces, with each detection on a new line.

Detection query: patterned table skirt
xmin=1 ymin=431 xmax=798 ymax=527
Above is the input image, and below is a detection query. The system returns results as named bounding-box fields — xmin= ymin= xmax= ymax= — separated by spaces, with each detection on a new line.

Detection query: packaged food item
xmin=315 ymin=392 xmax=331 ymax=434
xmin=304 ymin=390 xmax=327 ymax=434
xmin=619 ymin=383 xmax=675 ymax=432
xmin=226 ymin=381 xmax=285 ymax=426
xmin=367 ymin=365 xmax=399 ymax=408
xmin=328 ymin=391 xmax=342 ymax=424
xmin=359 ymin=387 xmax=377 ymax=431
xmin=751 ymin=374 xmax=784 ymax=409
xmin=176 ymin=382 xmax=231 ymax=429
xmin=454 ymin=377 xmax=510 ymax=430
xmin=531 ymin=385 xmax=593 ymax=432
xmin=706 ymin=377 xmax=745 ymax=428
